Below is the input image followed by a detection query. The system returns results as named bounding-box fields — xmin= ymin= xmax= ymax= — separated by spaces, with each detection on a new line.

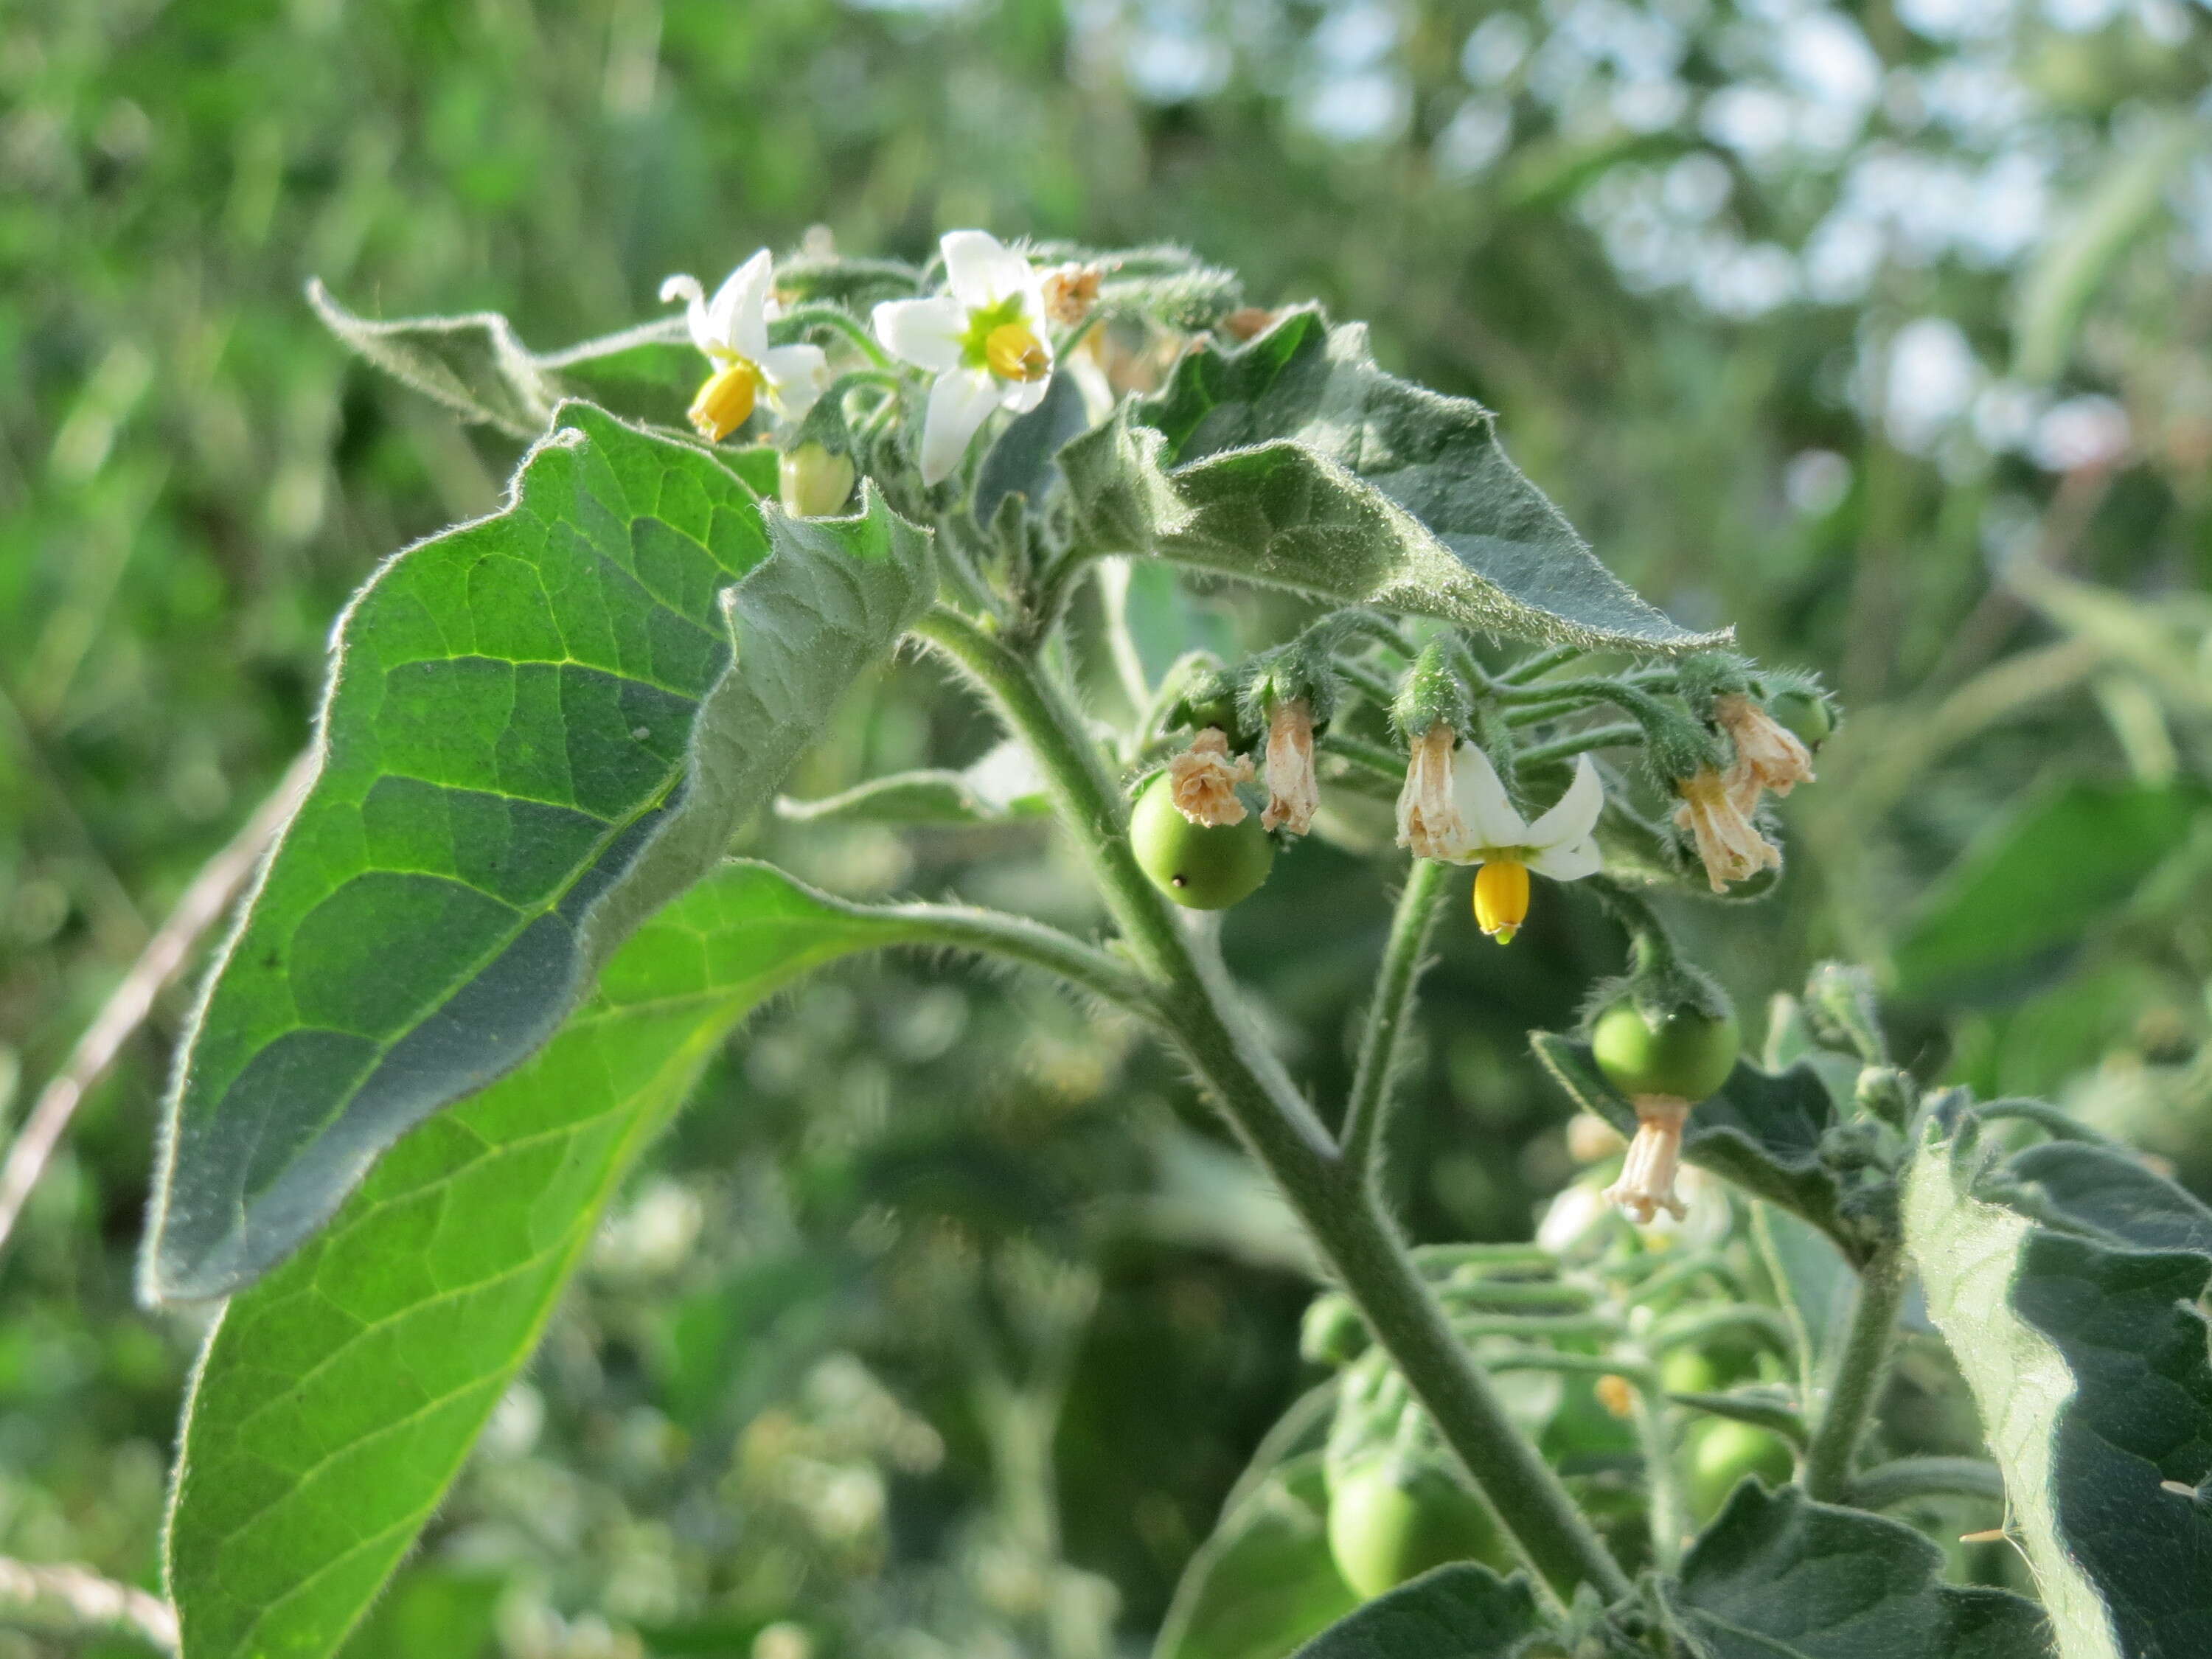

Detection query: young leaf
xmin=143 ymin=403 xmax=933 ymax=1301
xmin=1904 ymin=1118 xmax=2212 ymax=1659
xmin=165 ymin=862 xmax=942 ymax=1659
xmin=1065 ymin=310 xmax=1726 ymax=655
xmin=1664 ymin=1483 xmax=2051 ymax=1658
xmin=1154 ymin=1454 xmax=1360 ymax=1659
xmin=1287 ymin=1562 xmax=1544 ymax=1659
xmin=1531 ymin=1035 xmax=1860 ymax=1261
xmin=309 ymin=280 xmax=696 ymax=437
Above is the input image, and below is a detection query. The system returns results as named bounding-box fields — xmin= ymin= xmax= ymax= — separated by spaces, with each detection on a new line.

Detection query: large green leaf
xmin=1531 ymin=1035 xmax=1860 ymax=1261
xmin=165 ymin=861 xmax=937 ymax=1659
xmin=2005 ymin=1140 xmax=2212 ymax=1258
xmin=1890 ymin=782 xmax=2206 ymax=1005
xmin=309 ymin=281 xmax=698 ymax=437
xmin=1903 ymin=1117 xmax=2212 ymax=1659
xmin=143 ymin=403 xmax=933 ymax=1301
xmin=1664 ymin=1483 xmax=2049 ymax=1658
xmin=1064 ymin=310 xmax=1725 ymax=655
xmin=1154 ymin=1455 xmax=1360 ymax=1659
xmin=1288 ymin=1563 xmax=1543 ymax=1659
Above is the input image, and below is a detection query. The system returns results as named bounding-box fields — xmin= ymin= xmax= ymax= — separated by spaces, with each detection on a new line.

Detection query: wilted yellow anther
xmin=1473 ymin=858 xmax=1530 ymax=943
xmin=688 ymin=359 xmax=762 ymax=442
xmin=984 ymin=322 xmax=1051 ymax=383
xmin=778 ymin=443 xmax=857 ymax=518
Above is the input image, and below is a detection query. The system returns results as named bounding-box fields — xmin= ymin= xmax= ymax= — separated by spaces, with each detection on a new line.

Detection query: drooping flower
xmin=1394 ymin=723 xmax=1468 ymax=862
xmin=1429 ymin=744 xmax=1604 ymax=944
xmin=1261 ymin=699 xmax=1319 ymax=835
xmin=1602 ymin=1098 xmax=1689 ymax=1224
xmin=1167 ymin=728 xmax=1256 ymax=827
xmin=1716 ymin=693 xmax=1815 ymax=811
xmin=1673 ymin=766 xmax=1781 ymax=893
xmin=872 ymin=230 xmax=1056 ymax=485
xmin=659 ymin=250 xmax=830 ymax=442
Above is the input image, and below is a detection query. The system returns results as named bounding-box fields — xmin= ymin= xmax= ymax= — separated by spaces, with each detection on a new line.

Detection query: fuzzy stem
xmin=1340 ymin=857 xmax=1451 ymax=1172
xmin=914 ymin=605 xmax=1631 ymax=1604
xmin=1803 ymin=1239 xmax=1908 ymax=1502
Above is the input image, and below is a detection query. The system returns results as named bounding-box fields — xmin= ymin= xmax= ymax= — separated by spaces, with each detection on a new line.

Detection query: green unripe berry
xmin=1767 ymin=689 xmax=1834 ymax=749
xmin=1130 ymin=774 xmax=1274 ymax=910
xmin=1591 ymin=1000 xmax=1741 ymax=1101
xmin=1326 ymin=1458 xmax=1510 ymax=1599
xmin=1686 ymin=1419 xmax=1795 ymax=1521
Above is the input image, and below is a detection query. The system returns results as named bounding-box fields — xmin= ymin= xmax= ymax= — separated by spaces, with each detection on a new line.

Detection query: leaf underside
xmin=144 ymin=401 xmax=932 ymax=1301
xmin=1666 ymin=1482 xmax=2051 ymax=1659
xmin=166 ymin=862 xmax=935 ymax=1659
xmin=1071 ymin=308 xmax=1728 ymax=655
xmin=1905 ymin=1119 xmax=2212 ymax=1659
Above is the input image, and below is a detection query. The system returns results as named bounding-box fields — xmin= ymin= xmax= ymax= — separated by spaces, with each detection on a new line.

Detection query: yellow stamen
xmin=1473 ymin=858 xmax=1530 ymax=943
xmin=687 ymin=359 xmax=761 ymax=442
xmin=984 ymin=321 xmax=1050 ymax=383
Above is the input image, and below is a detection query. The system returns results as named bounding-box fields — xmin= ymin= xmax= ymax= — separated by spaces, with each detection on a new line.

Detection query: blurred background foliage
xmin=1 ymin=0 xmax=2210 ymax=1652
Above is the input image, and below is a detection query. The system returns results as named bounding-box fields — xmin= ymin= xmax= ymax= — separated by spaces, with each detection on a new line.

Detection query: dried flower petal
xmin=1262 ymin=699 xmax=1319 ymax=835
xmin=1717 ymin=693 xmax=1815 ymax=815
xmin=1603 ymin=1096 xmax=1690 ymax=1224
xmin=1395 ymin=723 xmax=1470 ymax=860
xmin=1166 ymin=728 xmax=1254 ymax=827
xmin=1673 ymin=766 xmax=1781 ymax=894
xmin=1041 ymin=262 xmax=1103 ymax=327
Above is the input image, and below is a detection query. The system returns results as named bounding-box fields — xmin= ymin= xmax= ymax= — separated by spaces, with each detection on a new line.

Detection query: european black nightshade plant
xmin=119 ymin=232 xmax=2212 ymax=1658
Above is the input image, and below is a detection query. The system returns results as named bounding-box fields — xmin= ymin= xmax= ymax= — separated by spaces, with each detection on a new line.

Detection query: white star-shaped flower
xmin=1427 ymin=744 xmax=1604 ymax=942
xmin=871 ymin=230 xmax=1055 ymax=485
xmin=659 ymin=249 xmax=830 ymax=441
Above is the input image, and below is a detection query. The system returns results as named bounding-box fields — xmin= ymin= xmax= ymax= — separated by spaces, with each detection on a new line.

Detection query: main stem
xmin=914 ymin=606 xmax=1630 ymax=1605
xmin=1802 ymin=1239 xmax=1907 ymax=1502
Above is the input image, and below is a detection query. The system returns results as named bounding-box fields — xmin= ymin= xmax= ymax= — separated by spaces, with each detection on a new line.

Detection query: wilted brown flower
xmin=1673 ymin=766 xmax=1781 ymax=893
xmin=1041 ymin=262 xmax=1103 ymax=327
xmin=1717 ymin=693 xmax=1815 ymax=813
xmin=1603 ymin=1097 xmax=1690 ymax=1224
xmin=1394 ymin=722 xmax=1468 ymax=860
xmin=1262 ymin=699 xmax=1319 ymax=835
xmin=1167 ymin=728 xmax=1255 ymax=827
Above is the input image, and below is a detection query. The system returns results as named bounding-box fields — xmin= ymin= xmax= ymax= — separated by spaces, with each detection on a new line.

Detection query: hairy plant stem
xmin=1630 ymin=1382 xmax=1690 ymax=1570
xmin=914 ymin=604 xmax=1631 ymax=1605
xmin=1340 ymin=856 xmax=1450 ymax=1170
xmin=1803 ymin=1238 xmax=1907 ymax=1502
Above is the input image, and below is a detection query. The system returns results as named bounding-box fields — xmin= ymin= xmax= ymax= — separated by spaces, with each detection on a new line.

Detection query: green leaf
xmin=2005 ymin=1139 xmax=2212 ymax=1258
xmin=309 ymin=280 xmax=697 ymax=437
xmin=973 ymin=368 xmax=1092 ymax=528
xmin=1071 ymin=310 xmax=1725 ymax=655
xmin=1665 ymin=1483 xmax=2050 ymax=1658
xmin=1904 ymin=1116 xmax=2212 ymax=1659
xmin=167 ymin=861 xmax=935 ymax=1659
xmin=1154 ymin=1454 xmax=1361 ymax=1659
xmin=1287 ymin=1563 xmax=1544 ymax=1659
xmin=1531 ymin=1036 xmax=1859 ymax=1261
xmin=1890 ymin=782 xmax=2207 ymax=1005
xmin=143 ymin=402 xmax=933 ymax=1301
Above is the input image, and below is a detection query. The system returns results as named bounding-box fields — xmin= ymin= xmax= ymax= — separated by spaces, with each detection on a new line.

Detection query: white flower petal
xmin=659 ymin=274 xmax=712 ymax=354
xmin=1526 ymin=836 xmax=1601 ymax=882
xmin=706 ymin=248 xmax=775 ymax=359
xmin=919 ymin=366 xmax=1001 ymax=484
xmin=1525 ymin=754 xmax=1605 ymax=851
xmin=940 ymin=229 xmax=1034 ymax=309
xmin=873 ymin=296 xmax=967 ymax=372
xmin=1450 ymin=742 xmax=1528 ymax=847
xmin=759 ymin=343 xmax=830 ymax=422
xmin=999 ymin=369 xmax=1052 ymax=414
